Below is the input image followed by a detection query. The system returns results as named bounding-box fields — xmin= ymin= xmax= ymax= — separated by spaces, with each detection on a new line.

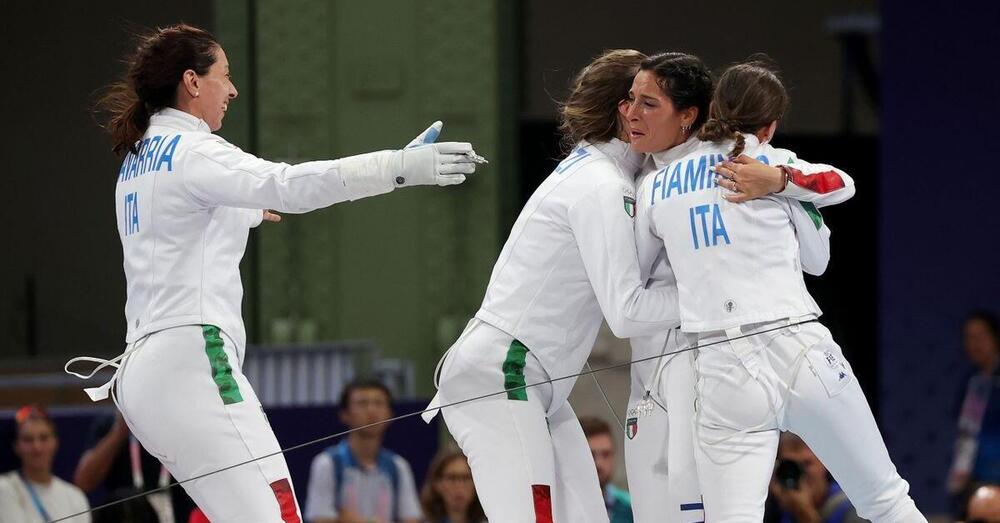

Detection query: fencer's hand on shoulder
xmin=714 ymin=155 xmax=785 ymax=203
xmin=262 ymin=210 xmax=281 ymax=223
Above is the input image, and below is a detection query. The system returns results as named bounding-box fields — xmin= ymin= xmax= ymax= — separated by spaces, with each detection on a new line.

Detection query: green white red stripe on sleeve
xmin=784 ymin=166 xmax=847 ymax=194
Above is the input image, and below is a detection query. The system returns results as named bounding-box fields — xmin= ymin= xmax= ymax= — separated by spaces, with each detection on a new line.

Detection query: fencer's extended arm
xmin=568 ymin=180 xmax=681 ymax=338
xmin=181 ymin=133 xmax=478 ymax=213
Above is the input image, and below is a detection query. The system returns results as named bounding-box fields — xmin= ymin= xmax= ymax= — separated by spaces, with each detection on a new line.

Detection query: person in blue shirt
xmin=580 ymin=416 xmax=633 ymax=523
xmin=305 ymin=379 xmax=423 ymax=523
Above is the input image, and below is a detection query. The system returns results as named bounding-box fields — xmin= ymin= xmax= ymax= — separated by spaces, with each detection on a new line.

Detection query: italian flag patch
xmin=623 ymin=196 xmax=636 ymax=218
xmin=626 ymin=417 xmax=638 ymax=439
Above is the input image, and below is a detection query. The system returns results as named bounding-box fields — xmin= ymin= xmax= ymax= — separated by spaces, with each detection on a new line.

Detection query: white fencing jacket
xmin=114 ymin=108 xmax=406 ymax=349
xmin=634 ymin=133 xmax=854 ymax=333
xmin=475 ymin=139 xmax=681 ymax=410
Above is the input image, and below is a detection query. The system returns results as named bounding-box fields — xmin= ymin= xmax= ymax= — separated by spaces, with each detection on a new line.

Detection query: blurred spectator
xmin=305 ymin=378 xmax=422 ymax=523
xmin=419 ymin=448 xmax=485 ymax=523
xmin=73 ymin=412 xmax=195 ymax=523
xmin=0 ymin=405 xmax=91 ymax=523
xmin=766 ymin=432 xmax=865 ymax=523
xmin=580 ymin=416 xmax=633 ymax=523
xmin=950 ymin=311 xmax=1000 ymax=497
xmin=966 ymin=484 xmax=1000 ymax=523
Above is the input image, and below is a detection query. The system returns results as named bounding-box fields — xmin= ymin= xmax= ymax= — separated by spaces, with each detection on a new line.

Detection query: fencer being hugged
xmin=632 ymin=57 xmax=926 ymax=523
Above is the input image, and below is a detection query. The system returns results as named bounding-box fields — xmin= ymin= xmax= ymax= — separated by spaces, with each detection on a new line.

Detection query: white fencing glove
xmin=339 ymin=121 xmax=486 ymax=199
xmin=395 ymin=141 xmax=477 ymax=187
xmin=405 ymin=120 xmax=443 ymax=148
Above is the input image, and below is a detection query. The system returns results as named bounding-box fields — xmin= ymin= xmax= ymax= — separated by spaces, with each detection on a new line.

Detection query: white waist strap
xmin=422 ymin=393 xmax=442 ymax=424
xmin=421 ymin=345 xmax=455 ymax=424
xmin=64 ymin=344 xmax=142 ymax=402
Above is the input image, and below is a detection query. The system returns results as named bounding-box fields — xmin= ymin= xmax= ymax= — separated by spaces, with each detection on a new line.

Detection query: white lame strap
xmin=64 ymin=345 xmax=140 ymax=402
xmin=421 ymin=393 xmax=442 ymax=424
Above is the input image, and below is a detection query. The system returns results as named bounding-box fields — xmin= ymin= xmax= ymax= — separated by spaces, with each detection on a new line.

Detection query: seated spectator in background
xmin=0 ymin=405 xmax=91 ymax=523
xmin=419 ymin=448 xmax=485 ymax=523
xmin=966 ymin=485 xmax=1000 ymax=523
xmin=950 ymin=311 xmax=1000 ymax=499
xmin=73 ymin=412 xmax=195 ymax=523
xmin=580 ymin=416 xmax=633 ymax=523
xmin=766 ymin=432 xmax=865 ymax=523
xmin=305 ymin=378 xmax=422 ymax=523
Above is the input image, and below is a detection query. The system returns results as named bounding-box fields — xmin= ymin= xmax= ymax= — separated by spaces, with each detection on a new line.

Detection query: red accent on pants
xmin=532 ymin=484 xmax=553 ymax=523
xmin=269 ymin=478 xmax=301 ymax=523
xmin=786 ymin=166 xmax=846 ymax=194
xmin=187 ymin=508 xmax=210 ymax=523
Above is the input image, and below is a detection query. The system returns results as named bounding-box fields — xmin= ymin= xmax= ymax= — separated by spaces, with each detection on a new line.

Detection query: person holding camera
xmin=767 ymin=432 xmax=867 ymax=523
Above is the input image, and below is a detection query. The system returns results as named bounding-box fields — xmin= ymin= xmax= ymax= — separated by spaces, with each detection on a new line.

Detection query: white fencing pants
xmin=115 ymin=325 xmax=302 ymax=523
xmin=625 ymin=330 xmax=704 ymax=522
xmin=692 ymin=320 xmax=925 ymax=523
xmin=435 ymin=319 xmax=608 ymax=523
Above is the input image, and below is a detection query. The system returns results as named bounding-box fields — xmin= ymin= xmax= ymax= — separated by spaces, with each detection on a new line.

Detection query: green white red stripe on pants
xmin=115 ymin=325 xmax=302 ymax=522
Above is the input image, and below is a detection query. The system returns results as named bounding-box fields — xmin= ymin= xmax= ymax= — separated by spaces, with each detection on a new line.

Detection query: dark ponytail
xmin=98 ymin=24 xmax=219 ymax=156
xmin=697 ymin=55 xmax=789 ymax=158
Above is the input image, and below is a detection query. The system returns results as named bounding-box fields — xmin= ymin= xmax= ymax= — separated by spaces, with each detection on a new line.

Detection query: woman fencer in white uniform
xmin=632 ymin=58 xmax=925 ymax=523
xmin=66 ymin=24 xmax=482 ymax=522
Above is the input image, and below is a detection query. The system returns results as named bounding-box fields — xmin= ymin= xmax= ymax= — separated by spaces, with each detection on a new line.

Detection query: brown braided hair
xmin=698 ymin=56 xmax=789 ymax=157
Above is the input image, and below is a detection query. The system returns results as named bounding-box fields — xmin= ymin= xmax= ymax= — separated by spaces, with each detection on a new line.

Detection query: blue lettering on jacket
xmin=665 ymin=163 xmax=682 ymax=198
xmin=555 ymin=146 xmax=592 ymax=174
xmin=124 ymin=192 xmax=139 ymax=235
xmin=684 ymin=155 xmax=708 ymax=193
xmin=117 ymin=134 xmax=182 ymax=183
xmin=155 ymin=135 xmax=181 ymax=172
xmin=689 ymin=203 xmax=730 ymax=249
xmin=650 ymin=153 xmax=727 ymax=204
xmin=144 ymin=135 xmax=162 ymax=174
